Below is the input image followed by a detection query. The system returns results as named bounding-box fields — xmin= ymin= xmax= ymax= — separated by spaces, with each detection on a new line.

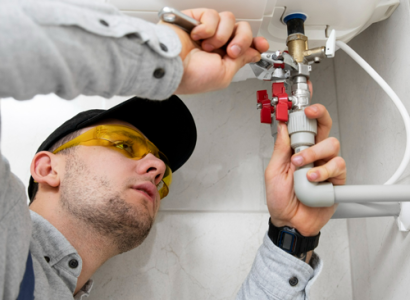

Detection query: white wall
xmin=333 ymin=1 xmax=410 ymax=299
xmin=1 ymin=57 xmax=352 ymax=299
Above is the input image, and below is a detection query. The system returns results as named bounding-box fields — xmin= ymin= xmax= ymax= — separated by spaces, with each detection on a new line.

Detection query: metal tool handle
xmin=158 ymin=7 xmax=200 ymax=33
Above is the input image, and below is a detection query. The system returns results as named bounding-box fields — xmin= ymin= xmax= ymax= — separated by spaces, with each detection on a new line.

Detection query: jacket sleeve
xmin=0 ymin=0 xmax=183 ymax=298
xmin=236 ymin=233 xmax=323 ymax=300
xmin=0 ymin=105 xmax=33 ymax=300
xmin=0 ymin=0 xmax=183 ymax=101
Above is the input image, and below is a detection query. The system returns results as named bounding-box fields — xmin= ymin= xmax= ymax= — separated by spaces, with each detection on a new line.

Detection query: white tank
xmin=107 ymin=0 xmax=400 ymax=80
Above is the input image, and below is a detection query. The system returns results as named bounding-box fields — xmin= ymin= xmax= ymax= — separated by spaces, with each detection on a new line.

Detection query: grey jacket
xmin=0 ymin=0 xmax=321 ymax=299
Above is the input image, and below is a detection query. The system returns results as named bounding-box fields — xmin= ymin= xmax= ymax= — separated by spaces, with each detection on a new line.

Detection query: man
xmin=26 ymin=96 xmax=198 ymax=298
xmin=0 ymin=0 xmax=346 ymax=299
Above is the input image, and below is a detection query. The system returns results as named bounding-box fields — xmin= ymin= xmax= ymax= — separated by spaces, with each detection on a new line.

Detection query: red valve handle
xmin=272 ymin=82 xmax=292 ymax=122
xmin=257 ymin=90 xmax=274 ymax=124
xmin=256 ymin=90 xmax=268 ymax=103
xmin=257 ymin=83 xmax=292 ymax=124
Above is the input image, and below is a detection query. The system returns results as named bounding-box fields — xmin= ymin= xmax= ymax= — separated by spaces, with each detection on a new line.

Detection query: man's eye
xmin=114 ymin=142 xmax=133 ymax=155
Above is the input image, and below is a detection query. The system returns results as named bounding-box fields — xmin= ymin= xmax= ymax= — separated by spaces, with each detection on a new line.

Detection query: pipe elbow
xmin=294 ymin=166 xmax=335 ymax=207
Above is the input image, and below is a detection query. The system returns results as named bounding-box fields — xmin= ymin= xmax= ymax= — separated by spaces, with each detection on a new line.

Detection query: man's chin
xmin=115 ymin=220 xmax=153 ymax=254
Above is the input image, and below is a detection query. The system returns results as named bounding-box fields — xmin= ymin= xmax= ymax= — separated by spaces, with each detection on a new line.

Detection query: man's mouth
xmin=132 ymin=182 xmax=157 ymax=203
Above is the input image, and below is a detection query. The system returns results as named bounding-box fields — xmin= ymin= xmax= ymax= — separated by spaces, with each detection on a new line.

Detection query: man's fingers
xmin=304 ymin=104 xmax=332 ymax=143
xmin=307 ymin=80 xmax=313 ymax=98
xmin=242 ymin=47 xmax=263 ymax=64
xmin=251 ymin=36 xmax=270 ymax=53
xmin=217 ymin=48 xmax=260 ymax=83
xmin=267 ymin=122 xmax=293 ymax=174
xmin=313 ymin=159 xmax=327 ymax=167
xmin=226 ymin=22 xmax=253 ymax=58
xmin=201 ymin=12 xmax=236 ymax=52
xmin=291 ymin=137 xmax=340 ymax=167
xmin=186 ymin=9 xmax=220 ymax=40
xmin=240 ymin=36 xmax=270 ymax=63
xmin=221 ymin=36 xmax=264 ymax=74
xmin=185 ymin=9 xmax=262 ymax=59
xmin=174 ymin=9 xmax=270 ymax=94
xmin=306 ymin=156 xmax=346 ymax=185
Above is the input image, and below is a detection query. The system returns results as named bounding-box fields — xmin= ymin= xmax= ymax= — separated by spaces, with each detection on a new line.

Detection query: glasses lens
xmin=158 ymin=164 xmax=172 ymax=199
xmin=103 ymin=127 xmax=173 ymax=199
xmin=54 ymin=125 xmax=173 ymax=199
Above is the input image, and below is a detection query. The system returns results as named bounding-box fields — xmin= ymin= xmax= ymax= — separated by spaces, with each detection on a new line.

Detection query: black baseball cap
xmin=28 ymin=95 xmax=197 ymax=200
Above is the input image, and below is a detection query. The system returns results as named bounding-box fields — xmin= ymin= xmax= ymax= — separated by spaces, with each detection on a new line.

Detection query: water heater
xmin=106 ymin=0 xmax=399 ymax=81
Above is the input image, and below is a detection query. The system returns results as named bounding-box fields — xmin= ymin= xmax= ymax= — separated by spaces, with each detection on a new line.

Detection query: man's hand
xmin=265 ymin=104 xmax=346 ymax=237
xmin=160 ymin=9 xmax=269 ymax=95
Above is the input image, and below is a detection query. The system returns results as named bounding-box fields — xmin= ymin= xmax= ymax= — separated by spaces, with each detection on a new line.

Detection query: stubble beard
xmin=59 ymin=153 xmax=154 ymax=254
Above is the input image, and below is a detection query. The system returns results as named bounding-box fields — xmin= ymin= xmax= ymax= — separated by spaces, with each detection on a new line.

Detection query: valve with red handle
xmin=257 ymin=82 xmax=293 ymax=124
xmin=256 ymin=90 xmax=274 ymax=124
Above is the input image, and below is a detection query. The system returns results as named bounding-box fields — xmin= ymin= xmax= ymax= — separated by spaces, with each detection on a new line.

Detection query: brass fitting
xmin=286 ymin=34 xmax=308 ymax=63
xmin=304 ymin=47 xmax=326 ymax=63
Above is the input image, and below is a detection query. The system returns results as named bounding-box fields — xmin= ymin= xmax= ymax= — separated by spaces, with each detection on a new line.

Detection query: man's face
xmin=58 ymin=119 xmax=166 ymax=253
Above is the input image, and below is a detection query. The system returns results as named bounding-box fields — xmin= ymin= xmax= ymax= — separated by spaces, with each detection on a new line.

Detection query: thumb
xmin=268 ymin=122 xmax=292 ymax=172
xmin=221 ymin=48 xmax=261 ymax=81
xmin=242 ymin=47 xmax=262 ymax=64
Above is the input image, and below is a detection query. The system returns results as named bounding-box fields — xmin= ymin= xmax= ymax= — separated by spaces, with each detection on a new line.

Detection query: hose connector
xmin=288 ymin=110 xmax=317 ymax=149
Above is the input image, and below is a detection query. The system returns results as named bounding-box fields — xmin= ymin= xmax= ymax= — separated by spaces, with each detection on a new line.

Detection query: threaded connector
xmin=288 ymin=110 xmax=317 ymax=149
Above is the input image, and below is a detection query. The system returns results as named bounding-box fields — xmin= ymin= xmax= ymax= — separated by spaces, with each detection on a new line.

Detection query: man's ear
xmin=30 ymin=151 xmax=61 ymax=188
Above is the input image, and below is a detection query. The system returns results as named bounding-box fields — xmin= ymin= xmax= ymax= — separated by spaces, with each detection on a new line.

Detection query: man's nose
xmin=136 ymin=153 xmax=166 ymax=185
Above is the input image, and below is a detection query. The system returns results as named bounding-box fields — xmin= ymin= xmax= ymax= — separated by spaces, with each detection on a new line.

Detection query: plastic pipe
xmin=398 ymin=203 xmax=410 ymax=230
xmin=332 ymin=203 xmax=400 ymax=219
xmin=334 ymin=186 xmax=410 ymax=203
xmin=336 ymin=41 xmax=410 ymax=227
xmin=291 ymin=41 xmax=410 ymax=222
xmin=293 ymin=164 xmax=335 ymax=207
xmin=336 ymin=41 xmax=410 ymax=185
xmin=294 ymin=164 xmax=410 ymax=208
xmin=294 ymin=168 xmax=410 ymax=207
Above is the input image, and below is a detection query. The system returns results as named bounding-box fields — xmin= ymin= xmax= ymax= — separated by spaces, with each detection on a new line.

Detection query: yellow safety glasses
xmin=53 ymin=125 xmax=172 ymax=199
